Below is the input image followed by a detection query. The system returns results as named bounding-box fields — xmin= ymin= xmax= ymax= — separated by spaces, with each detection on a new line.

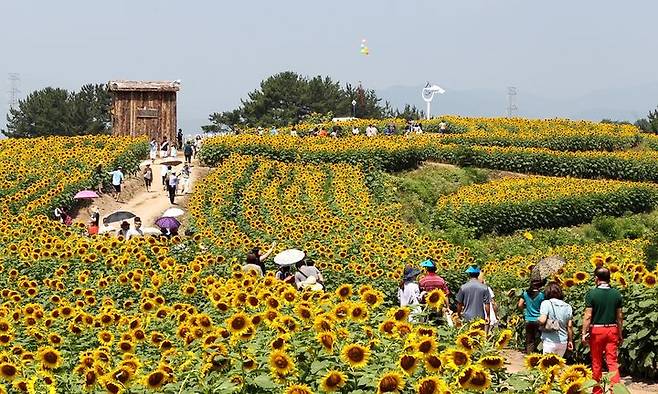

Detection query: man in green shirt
xmin=581 ymin=267 xmax=623 ymax=394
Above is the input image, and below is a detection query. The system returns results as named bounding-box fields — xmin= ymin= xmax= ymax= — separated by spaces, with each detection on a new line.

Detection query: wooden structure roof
xmin=108 ymin=80 xmax=181 ymax=92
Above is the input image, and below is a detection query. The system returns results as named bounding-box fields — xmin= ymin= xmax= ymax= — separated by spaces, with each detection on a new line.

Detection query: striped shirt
xmin=419 ymin=273 xmax=450 ymax=295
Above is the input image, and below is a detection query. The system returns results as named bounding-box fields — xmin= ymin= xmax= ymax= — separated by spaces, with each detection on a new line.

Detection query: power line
xmin=8 ymin=73 xmax=21 ymax=111
xmin=507 ymin=86 xmax=517 ymax=117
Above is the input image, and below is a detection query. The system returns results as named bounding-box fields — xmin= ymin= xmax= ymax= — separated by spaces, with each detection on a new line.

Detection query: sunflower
xmin=643 ymin=273 xmax=657 ymax=288
xmin=376 ymin=372 xmax=404 ymax=393
xmin=424 ymin=355 xmax=443 ymax=373
xmin=495 ymin=329 xmax=513 ymax=349
xmin=37 ymin=347 xmax=62 ymax=369
xmin=398 ymin=354 xmax=419 ymax=375
xmin=416 ymin=376 xmax=450 ymax=394
xmin=562 ymin=378 xmax=588 ymax=394
xmin=269 ymin=350 xmax=295 ymax=375
xmin=465 ymin=366 xmax=491 ymax=391
xmin=349 ymin=302 xmax=368 ymax=322
xmin=443 ymin=348 xmax=470 ymax=369
xmin=98 ymin=331 xmax=114 ymax=345
xmin=425 ymin=290 xmax=446 ymax=310
xmin=317 ymin=332 xmax=336 ymax=353
xmin=538 ymin=353 xmax=565 ymax=371
xmin=478 ymin=355 xmax=505 ymax=369
xmin=226 ymin=312 xmax=252 ymax=336
xmin=144 ymin=369 xmax=168 ymax=389
xmin=284 ymin=384 xmax=313 ymax=394
xmin=0 ymin=363 xmax=18 ymax=381
xmin=524 ymin=354 xmax=542 ymax=369
xmin=455 ymin=333 xmax=476 ymax=352
xmin=416 ymin=337 xmax=437 ymax=354
xmin=319 ymin=370 xmax=347 ymax=392
xmin=340 ymin=343 xmax=370 ymax=369
xmin=335 ymin=284 xmax=353 ymax=300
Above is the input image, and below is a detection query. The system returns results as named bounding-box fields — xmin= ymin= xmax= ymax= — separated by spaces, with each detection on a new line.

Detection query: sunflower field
xmin=2 ymin=115 xmax=658 ymax=393
xmin=435 ymin=176 xmax=658 ymax=235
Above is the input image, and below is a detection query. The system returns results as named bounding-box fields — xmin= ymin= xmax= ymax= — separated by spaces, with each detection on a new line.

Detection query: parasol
xmin=142 ymin=227 xmax=163 ymax=235
xmin=74 ymin=190 xmax=99 ymax=199
xmin=103 ymin=211 xmax=136 ymax=224
xmin=531 ymin=255 xmax=566 ymax=281
xmin=155 ymin=216 xmax=180 ymax=230
xmin=273 ymin=249 xmax=305 ymax=266
xmin=163 ymin=207 xmax=184 ymax=217
xmin=161 ymin=160 xmax=182 ymax=167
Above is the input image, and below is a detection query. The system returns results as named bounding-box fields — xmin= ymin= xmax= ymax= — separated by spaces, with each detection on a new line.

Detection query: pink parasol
xmin=74 ymin=190 xmax=99 ymax=199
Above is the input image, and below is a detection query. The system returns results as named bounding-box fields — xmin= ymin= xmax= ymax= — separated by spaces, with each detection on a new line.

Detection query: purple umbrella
xmin=155 ymin=216 xmax=181 ymax=230
xmin=74 ymin=190 xmax=99 ymax=199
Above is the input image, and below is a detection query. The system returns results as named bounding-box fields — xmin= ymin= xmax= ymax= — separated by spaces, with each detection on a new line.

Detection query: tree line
xmin=3 ymin=74 xmax=658 ymax=137
xmin=2 ymin=84 xmax=110 ymax=138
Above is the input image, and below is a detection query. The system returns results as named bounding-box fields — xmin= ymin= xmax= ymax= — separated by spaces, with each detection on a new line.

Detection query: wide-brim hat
xmin=299 ymin=276 xmax=323 ymax=291
xmin=403 ymin=267 xmax=421 ymax=281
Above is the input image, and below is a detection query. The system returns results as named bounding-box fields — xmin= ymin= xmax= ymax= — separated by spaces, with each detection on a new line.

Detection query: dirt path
xmin=503 ymin=349 xmax=658 ymax=393
xmin=74 ymin=155 xmax=210 ymax=232
xmin=424 ymin=161 xmax=528 ymax=180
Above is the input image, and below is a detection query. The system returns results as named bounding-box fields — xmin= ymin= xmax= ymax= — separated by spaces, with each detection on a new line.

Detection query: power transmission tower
xmin=8 ymin=73 xmax=21 ymax=111
xmin=506 ymin=86 xmax=517 ymax=117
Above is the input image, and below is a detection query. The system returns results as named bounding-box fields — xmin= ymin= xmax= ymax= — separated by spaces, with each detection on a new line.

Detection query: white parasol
xmin=163 ymin=207 xmax=185 ymax=218
xmin=273 ymin=249 xmax=305 ymax=266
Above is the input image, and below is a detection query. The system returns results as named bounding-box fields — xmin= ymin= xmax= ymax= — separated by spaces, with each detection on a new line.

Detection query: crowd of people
xmin=254 ymin=120 xmax=430 ymax=138
xmin=397 ymin=259 xmax=623 ymax=393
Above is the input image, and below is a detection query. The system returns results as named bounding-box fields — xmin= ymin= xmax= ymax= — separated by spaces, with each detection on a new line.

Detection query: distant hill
xmin=377 ymin=82 xmax=658 ymax=122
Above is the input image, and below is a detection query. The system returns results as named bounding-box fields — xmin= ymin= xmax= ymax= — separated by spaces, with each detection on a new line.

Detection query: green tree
xmin=635 ymin=107 xmax=658 ymax=134
xmin=204 ymin=72 xmax=386 ymax=130
xmin=3 ymin=84 xmax=111 ymax=138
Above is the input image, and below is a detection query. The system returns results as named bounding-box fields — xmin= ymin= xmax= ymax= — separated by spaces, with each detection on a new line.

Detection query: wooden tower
xmin=108 ymin=80 xmax=180 ymax=143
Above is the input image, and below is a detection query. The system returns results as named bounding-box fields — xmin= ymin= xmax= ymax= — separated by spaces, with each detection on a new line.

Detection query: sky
xmin=1 ymin=0 xmax=657 ymax=132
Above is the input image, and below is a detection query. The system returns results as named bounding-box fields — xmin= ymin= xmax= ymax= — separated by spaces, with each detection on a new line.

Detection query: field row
xmin=199 ymin=134 xmax=658 ymax=182
xmin=435 ymin=176 xmax=658 ymax=235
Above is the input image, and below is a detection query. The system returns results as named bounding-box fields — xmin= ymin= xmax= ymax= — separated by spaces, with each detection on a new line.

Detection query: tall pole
xmin=426 ymin=101 xmax=431 ymax=120
xmin=8 ymin=73 xmax=21 ymax=111
xmin=507 ymin=86 xmax=517 ymax=117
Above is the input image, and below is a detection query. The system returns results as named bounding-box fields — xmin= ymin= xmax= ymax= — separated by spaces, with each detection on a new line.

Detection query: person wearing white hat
xmin=294 ymin=259 xmax=323 ymax=290
xmin=298 ymin=276 xmax=323 ymax=291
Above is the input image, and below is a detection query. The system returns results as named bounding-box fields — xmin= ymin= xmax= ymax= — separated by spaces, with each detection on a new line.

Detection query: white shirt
xmin=352 ymin=127 xmax=360 ymax=135
xmin=126 ymin=228 xmax=143 ymax=239
xmin=290 ymin=130 xmax=298 ymax=137
xmin=486 ymin=287 xmax=498 ymax=325
xmin=365 ymin=126 xmax=378 ymax=137
xmin=398 ymin=282 xmax=421 ymax=307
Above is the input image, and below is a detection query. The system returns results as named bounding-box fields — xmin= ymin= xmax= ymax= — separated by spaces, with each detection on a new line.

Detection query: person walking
xmin=149 ymin=139 xmax=158 ymax=161
xmin=126 ymin=217 xmax=144 ymax=239
xmin=479 ymin=273 xmax=498 ymax=333
xmin=167 ymin=169 xmax=178 ymax=204
xmin=107 ymin=166 xmax=124 ymax=202
xmin=419 ymin=259 xmax=451 ymax=312
xmin=118 ymin=221 xmax=130 ymax=238
xmin=582 ymin=267 xmax=623 ymax=394
xmin=183 ymin=141 xmax=193 ymax=164
xmin=398 ymin=265 xmax=422 ymax=322
xmin=180 ymin=164 xmax=191 ymax=194
xmin=143 ymin=164 xmax=153 ymax=192
xmin=161 ymin=164 xmax=170 ymax=191
xmin=177 ymin=129 xmax=183 ymax=149
xmin=456 ymin=266 xmax=491 ymax=323
xmin=160 ymin=138 xmax=169 ymax=158
xmin=518 ymin=279 xmax=546 ymax=354
xmin=538 ymin=282 xmax=573 ymax=356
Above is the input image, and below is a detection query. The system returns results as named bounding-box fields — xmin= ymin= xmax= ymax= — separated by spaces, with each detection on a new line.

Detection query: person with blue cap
xmin=419 ymin=259 xmax=451 ymax=311
xmin=456 ymin=266 xmax=491 ymax=323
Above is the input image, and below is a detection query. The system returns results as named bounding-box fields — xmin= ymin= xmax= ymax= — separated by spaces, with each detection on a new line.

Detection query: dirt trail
xmin=424 ymin=161 xmax=528 ymax=180
xmin=503 ymin=349 xmax=658 ymax=393
xmin=74 ymin=155 xmax=210 ymax=232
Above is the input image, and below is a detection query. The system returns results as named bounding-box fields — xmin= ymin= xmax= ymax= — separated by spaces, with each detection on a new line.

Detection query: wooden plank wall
xmin=111 ymin=91 xmax=177 ymax=143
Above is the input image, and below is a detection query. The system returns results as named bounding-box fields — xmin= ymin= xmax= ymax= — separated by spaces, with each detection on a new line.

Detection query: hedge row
xmin=434 ymin=186 xmax=658 ymax=236
xmin=199 ymin=136 xmax=658 ymax=182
